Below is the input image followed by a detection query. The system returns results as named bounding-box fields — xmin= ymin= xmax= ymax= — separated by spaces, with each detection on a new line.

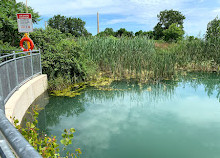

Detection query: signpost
xmin=16 ymin=13 xmax=33 ymax=33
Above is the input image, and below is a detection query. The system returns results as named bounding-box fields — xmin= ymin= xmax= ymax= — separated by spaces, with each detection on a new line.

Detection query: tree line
xmin=48 ymin=9 xmax=186 ymax=42
xmin=0 ymin=0 xmax=219 ymax=48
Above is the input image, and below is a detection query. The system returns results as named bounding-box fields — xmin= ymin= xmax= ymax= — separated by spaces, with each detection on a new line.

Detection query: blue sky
xmin=17 ymin=0 xmax=220 ymax=36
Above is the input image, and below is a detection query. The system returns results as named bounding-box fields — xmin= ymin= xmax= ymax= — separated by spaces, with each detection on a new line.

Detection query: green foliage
xmin=115 ymin=28 xmax=133 ymax=37
xmin=60 ymin=128 xmax=82 ymax=157
xmin=187 ymin=36 xmax=196 ymax=42
xmin=206 ymin=16 xmax=220 ymax=42
xmin=79 ymin=36 xmax=178 ymax=81
xmin=157 ymin=9 xmax=185 ymax=29
xmin=154 ymin=9 xmax=185 ymax=40
xmin=98 ymin=28 xmax=134 ymax=38
xmin=30 ymin=28 xmax=89 ymax=82
xmin=48 ymin=76 xmax=72 ymax=91
xmin=163 ymin=23 xmax=184 ymax=42
xmin=135 ymin=30 xmax=154 ymax=39
xmin=173 ymin=37 xmax=220 ymax=69
xmin=0 ymin=40 xmax=18 ymax=52
xmin=13 ymin=108 xmax=81 ymax=158
xmin=153 ymin=23 xmax=164 ymax=40
xmin=97 ymin=28 xmax=116 ymax=37
xmin=48 ymin=15 xmax=91 ymax=37
xmin=79 ymin=36 xmax=220 ymax=82
xmin=0 ymin=0 xmax=40 ymax=46
xmin=135 ymin=30 xmax=143 ymax=36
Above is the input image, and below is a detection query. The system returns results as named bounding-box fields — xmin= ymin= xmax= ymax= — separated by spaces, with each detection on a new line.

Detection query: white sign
xmin=17 ymin=13 xmax=33 ymax=32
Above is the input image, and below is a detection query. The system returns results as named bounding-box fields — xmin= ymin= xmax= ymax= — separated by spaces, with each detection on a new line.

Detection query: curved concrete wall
xmin=5 ymin=75 xmax=48 ymax=124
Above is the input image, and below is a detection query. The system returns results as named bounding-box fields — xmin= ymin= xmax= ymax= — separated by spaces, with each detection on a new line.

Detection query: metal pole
xmin=26 ymin=0 xmax=28 ymax=13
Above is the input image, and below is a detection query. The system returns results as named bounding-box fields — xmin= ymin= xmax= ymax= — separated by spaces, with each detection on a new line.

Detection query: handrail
xmin=0 ymin=50 xmax=42 ymax=157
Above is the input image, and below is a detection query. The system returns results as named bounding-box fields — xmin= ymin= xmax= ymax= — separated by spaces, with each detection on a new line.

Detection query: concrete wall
xmin=5 ymin=75 xmax=48 ymax=124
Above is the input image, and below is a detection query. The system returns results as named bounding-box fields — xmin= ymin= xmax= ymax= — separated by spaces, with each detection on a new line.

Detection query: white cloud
xmin=213 ymin=8 xmax=220 ymax=14
xmin=17 ymin=0 xmax=220 ymax=35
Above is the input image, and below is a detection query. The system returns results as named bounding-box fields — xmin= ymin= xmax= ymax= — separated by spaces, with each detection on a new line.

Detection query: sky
xmin=16 ymin=0 xmax=220 ymax=36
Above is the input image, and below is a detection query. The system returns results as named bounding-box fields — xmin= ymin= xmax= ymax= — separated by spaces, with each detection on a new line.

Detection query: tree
xmin=115 ymin=28 xmax=133 ymax=37
xmin=143 ymin=31 xmax=154 ymax=39
xmin=163 ymin=23 xmax=184 ymax=42
xmin=0 ymin=0 xmax=40 ymax=46
xmin=97 ymin=28 xmax=115 ymax=37
xmin=153 ymin=23 xmax=164 ymax=40
xmin=135 ymin=30 xmax=143 ymax=36
xmin=135 ymin=30 xmax=154 ymax=39
xmin=48 ymin=15 xmax=91 ymax=37
xmin=206 ymin=17 xmax=220 ymax=41
xmin=154 ymin=9 xmax=185 ymax=40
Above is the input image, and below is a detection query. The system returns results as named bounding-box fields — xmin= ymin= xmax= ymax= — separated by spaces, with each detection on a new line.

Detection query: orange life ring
xmin=19 ymin=37 xmax=34 ymax=51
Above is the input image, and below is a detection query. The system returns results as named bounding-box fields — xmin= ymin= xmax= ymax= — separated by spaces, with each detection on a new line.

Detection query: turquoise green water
xmin=37 ymin=73 xmax=220 ymax=158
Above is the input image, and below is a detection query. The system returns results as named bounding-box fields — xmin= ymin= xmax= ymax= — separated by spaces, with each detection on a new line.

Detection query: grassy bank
xmin=1 ymin=32 xmax=219 ymax=91
xmin=78 ymin=36 xmax=219 ymax=80
xmin=46 ymin=35 xmax=220 ymax=91
xmin=79 ymin=36 xmax=177 ymax=81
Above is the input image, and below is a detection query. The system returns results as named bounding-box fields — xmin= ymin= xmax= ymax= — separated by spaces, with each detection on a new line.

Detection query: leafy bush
xmin=163 ymin=23 xmax=184 ymax=42
xmin=13 ymin=108 xmax=81 ymax=158
xmin=0 ymin=40 xmax=18 ymax=52
xmin=30 ymin=28 xmax=89 ymax=82
xmin=206 ymin=17 xmax=220 ymax=42
xmin=0 ymin=0 xmax=40 ymax=46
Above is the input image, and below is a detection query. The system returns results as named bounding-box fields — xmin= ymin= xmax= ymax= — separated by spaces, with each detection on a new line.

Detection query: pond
xmin=27 ymin=72 xmax=220 ymax=158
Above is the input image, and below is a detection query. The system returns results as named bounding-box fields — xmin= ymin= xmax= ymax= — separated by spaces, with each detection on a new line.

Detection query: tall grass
xmin=174 ymin=37 xmax=220 ymax=71
xmin=77 ymin=36 xmax=220 ymax=83
xmin=79 ymin=36 xmax=177 ymax=81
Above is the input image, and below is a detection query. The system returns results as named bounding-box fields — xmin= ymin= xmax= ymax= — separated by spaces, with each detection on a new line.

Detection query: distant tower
xmin=97 ymin=12 xmax=99 ymax=34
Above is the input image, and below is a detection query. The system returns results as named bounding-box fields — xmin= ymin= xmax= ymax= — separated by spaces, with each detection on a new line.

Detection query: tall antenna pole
xmin=97 ymin=12 xmax=99 ymax=34
xmin=26 ymin=0 xmax=28 ymax=13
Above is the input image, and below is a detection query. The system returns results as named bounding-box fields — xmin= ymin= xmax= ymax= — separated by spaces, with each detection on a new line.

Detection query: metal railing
xmin=0 ymin=50 xmax=42 ymax=157
xmin=0 ymin=50 xmax=42 ymax=105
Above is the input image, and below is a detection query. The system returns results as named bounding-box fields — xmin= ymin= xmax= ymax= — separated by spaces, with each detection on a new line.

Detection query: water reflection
xmin=34 ymin=72 xmax=220 ymax=158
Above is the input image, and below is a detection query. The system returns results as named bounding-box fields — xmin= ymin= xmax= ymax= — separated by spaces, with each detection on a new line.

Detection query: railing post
xmin=6 ymin=62 xmax=11 ymax=94
xmin=39 ymin=49 xmax=42 ymax=74
xmin=30 ymin=50 xmax=34 ymax=77
xmin=13 ymin=51 xmax=19 ymax=87
xmin=22 ymin=53 xmax=26 ymax=80
xmin=0 ymin=96 xmax=4 ymax=114
xmin=0 ymin=75 xmax=3 ymax=112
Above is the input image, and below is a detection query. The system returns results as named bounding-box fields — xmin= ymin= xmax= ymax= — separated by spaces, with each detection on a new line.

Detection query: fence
xmin=0 ymin=50 xmax=42 ymax=157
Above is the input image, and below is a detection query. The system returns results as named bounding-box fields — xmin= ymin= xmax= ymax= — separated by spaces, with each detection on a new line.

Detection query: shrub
xmin=30 ymin=28 xmax=89 ymax=82
xmin=163 ymin=23 xmax=184 ymax=42
xmin=13 ymin=108 xmax=81 ymax=158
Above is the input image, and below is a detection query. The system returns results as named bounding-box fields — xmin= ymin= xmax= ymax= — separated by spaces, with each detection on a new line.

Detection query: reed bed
xmin=78 ymin=36 xmax=219 ymax=82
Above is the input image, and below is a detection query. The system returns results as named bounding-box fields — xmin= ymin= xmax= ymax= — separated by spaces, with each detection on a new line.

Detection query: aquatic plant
xmin=78 ymin=36 xmax=178 ymax=81
xmin=13 ymin=107 xmax=82 ymax=158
